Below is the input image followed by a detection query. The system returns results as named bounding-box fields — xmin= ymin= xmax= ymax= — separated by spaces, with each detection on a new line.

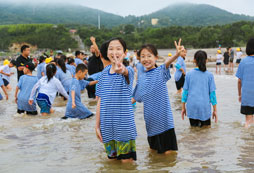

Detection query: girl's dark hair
xmin=60 ymin=55 xmax=67 ymax=62
xmin=39 ymin=56 xmax=46 ymax=64
xmin=56 ymin=58 xmax=67 ymax=73
xmin=104 ymin=38 xmax=127 ymax=60
xmin=246 ymin=38 xmax=254 ymax=56
xmin=194 ymin=50 xmax=207 ymax=72
xmin=100 ymin=41 xmax=110 ymax=61
xmin=68 ymin=58 xmax=75 ymax=65
xmin=137 ymin=44 xmax=158 ymax=57
xmin=46 ymin=64 xmax=57 ymax=82
xmin=138 ymin=44 xmax=158 ymax=68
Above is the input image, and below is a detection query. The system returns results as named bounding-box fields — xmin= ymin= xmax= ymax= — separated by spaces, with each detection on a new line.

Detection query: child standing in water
xmin=29 ymin=64 xmax=68 ymax=116
xmin=15 ymin=62 xmax=38 ymax=115
xmin=174 ymin=48 xmax=187 ymax=94
xmin=95 ymin=38 xmax=137 ymax=162
xmin=182 ymin=50 xmax=218 ymax=127
xmin=63 ymin=64 xmax=97 ymax=120
xmin=37 ymin=56 xmax=46 ymax=79
xmin=216 ymin=50 xmax=223 ymax=74
xmin=236 ymin=38 xmax=254 ymax=128
xmin=132 ymin=39 xmax=184 ymax=154
xmin=0 ymin=75 xmax=8 ymax=100
xmin=0 ymin=60 xmax=16 ymax=90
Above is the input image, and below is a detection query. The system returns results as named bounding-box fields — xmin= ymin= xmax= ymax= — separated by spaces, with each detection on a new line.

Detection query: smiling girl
xmin=132 ymin=39 xmax=184 ymax=154
xmin=95 ymin=38 xmax=137 ymax=162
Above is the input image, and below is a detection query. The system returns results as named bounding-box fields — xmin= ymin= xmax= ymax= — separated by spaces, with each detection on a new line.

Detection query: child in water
xmin=29 ymin=64 xmax=68 ymax=116
xmin=63 ymin=64 xmax=97 ymax=119
xmin=95 ymin=38 xmax=137 ymax=162
xmin=216 ymin=50 xmax=223 ymax=74
xmin=182 ymin=50 xmax=218 ymax=127
xmin=0 ymin=60 xmax=16 ymax=90
xmin=0 ymin=75 xmax=8 ymax=100
xmin=15 ymin=62 xmax=38 ymax=115
xmin=236 ymin=38 xmax=254 ymax=128
xmin=132 ymin=39 xmax=184 ymax=154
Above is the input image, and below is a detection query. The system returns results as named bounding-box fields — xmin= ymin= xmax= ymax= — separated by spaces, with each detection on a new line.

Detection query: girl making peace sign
xmin=132 ymin=39 xmax=184 ymax=154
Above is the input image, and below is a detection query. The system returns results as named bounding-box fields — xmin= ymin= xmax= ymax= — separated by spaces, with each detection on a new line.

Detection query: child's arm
xmin=165 ymin=39 xmax=185 ymax=69
xmin=212 ymin=105 xmax=218 ymax=123
xmin=90 ymin=36 xmax=100 ymax=57
xmin=0 ymin=70 xmax=12 ymax=77
xmin=29 ymin=81 xmax=40 ymax=105
xmin=56 ymin=81 xmax=69 ymax=99
xmin=89 ymin=80 xmax=98 ymax=86
xmin=210 ymin=91 xmax=218 ymax=123
xmin=71 ymin=90 xmax=76 ymax=109
xmin=238 ymin=79 xmax=242 ymax=103
xmin=1 ymin=85 xmax=8 ymax=100
xmin=14 ymin=86 xmax=19 ymax=104
xmin=95 ymin=97 xmax=102 ymax=142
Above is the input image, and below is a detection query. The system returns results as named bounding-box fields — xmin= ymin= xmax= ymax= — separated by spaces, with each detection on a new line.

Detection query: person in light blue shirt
xmin=37 ymin=56 xmax=46 ymax=79
xmin=174 ymin=49 xmax=187 ymax=94
xmin=15 ymin=62 xmax=38 ymax=115
xmin=75 ymin=50 xmax=84 ymax=66
xmin=182 ymin=50 xmax=218 ymax=127
xmin=55 ymin=59 xmax=72 ymax=93
xmin=236 ymin=38 xmax=254 ymax=128
xmin=133 ymin=41 xmax=184 ymax=154
xmin=63 ymin=64 xmax=98 ymax=120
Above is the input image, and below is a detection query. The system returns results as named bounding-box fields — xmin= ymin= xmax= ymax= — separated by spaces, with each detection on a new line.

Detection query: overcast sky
xmin=3 ymin=0 xmax=254 ymax=17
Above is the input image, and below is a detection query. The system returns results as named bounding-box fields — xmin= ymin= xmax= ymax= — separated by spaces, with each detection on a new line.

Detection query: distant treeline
xmin=0 ymin=21 xmax=254 ymax=51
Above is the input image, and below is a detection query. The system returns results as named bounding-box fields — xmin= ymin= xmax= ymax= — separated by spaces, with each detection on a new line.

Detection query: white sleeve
xmin=55 ymin=79 xmax=69 ymax=99
xmin=29 ymin=80 xmax=40 ymax=100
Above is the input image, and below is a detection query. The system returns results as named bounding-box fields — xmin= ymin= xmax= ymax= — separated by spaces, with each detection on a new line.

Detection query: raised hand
xmin=174 ymin=38 xmax=185 ymax=56
xmin=90 ymin=36 xmax=96 ymax=43
xmin=114 ymin=54 xmax=126 ymax=74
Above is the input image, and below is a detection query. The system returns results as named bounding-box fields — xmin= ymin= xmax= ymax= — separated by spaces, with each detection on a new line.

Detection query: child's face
xmin=9 ymin=63 xmax=14 ymax=68
xmin=77 ymin=70 xmax=87 ymax=79
xmin=140 ymin=49 xmax=158 ymax=70
xmin=107 ymin=40 xmax=126 ymax=64
xmin=180 ymin=49 xmax=187 ymax=58
xmin=23 ymin=67 xmax=29 ymax=74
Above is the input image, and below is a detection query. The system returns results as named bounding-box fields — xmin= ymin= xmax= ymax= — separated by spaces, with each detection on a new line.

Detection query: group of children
xmin=0 ymin=37 xmax=254 ymax=163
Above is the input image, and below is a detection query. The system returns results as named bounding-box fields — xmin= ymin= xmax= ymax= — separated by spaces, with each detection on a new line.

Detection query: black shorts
xmin=148 ymin=128 xmax=178 ymax=154
xmin=175 ymin=74 xmax=185 ymax=90
xmin=216 ymin=62 xmax=222 ymax=66
xmin=241 ymin=106 xmax=254 ymax=115
xmin=189 ymin=118 xmax=211 ymax=127
xmin=17 ymin=109 xmax=38 ymax=115
xmin=236 ymin=59 xmax=241 ymax=64
xmin=3 ymin=78 xmax=9 ymax=86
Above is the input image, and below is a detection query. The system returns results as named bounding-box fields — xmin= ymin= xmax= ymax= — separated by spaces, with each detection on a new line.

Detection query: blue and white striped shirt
xmin=96 ymin=65 xmax=137 ymax=143
xmin=133 ymin=64 xmax=175 ymax=137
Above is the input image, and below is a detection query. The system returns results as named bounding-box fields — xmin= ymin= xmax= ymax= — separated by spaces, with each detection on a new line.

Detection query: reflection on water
xmin=0 ymin=67 xmax=253 ymax=172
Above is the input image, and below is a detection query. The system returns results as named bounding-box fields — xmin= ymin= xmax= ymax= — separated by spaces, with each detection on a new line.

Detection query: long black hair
xmin=39 ymin=56 xmax=46 ymax=64
xmin=56 ymin=58 xmax=67 ymax=73
xmin=194 ymin=50 xmax=207 ymax=72
xmin=46 ymin=63 xmax=57 ymax=82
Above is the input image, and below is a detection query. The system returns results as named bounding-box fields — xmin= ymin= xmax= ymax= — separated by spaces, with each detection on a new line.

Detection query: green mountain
xmin=135 ymin=3 xmax=254 ymax=27
xmin=0 ymin=2 xmax=253 ymax=27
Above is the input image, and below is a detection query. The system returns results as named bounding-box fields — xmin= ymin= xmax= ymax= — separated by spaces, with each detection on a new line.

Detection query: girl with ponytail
xmin=55 ymin=58 xmax=72 ymax=93
xmin=29 ymin=63 xmax=68 ymax=116
xmin=181 ymin=50 xmax=218 ymax=127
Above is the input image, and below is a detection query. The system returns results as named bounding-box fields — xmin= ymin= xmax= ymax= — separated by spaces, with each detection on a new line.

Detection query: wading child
xmin=0 ymin=75 xmax=8 ymax=100
xmin=37 ymin=56 xmax=46 ymax=79
xmin=132 ymin=39 xmax=184 ymax=154
xmin=95 ymin=38 xmax=137 ymax=162
xmin=63 ymin=64 xmax=97 ymax=120
xmin=236 ymin=38 xmax=254 ymax=128
xmin=0 ymin=60 xmax=16 ymax=90
xmin=182 ymin=50 xmax=218 ymax=127
xmin=15 ymin=62 xmax=38 ymax=115
xmin=175 ymin=48 xmax=187 ymax=94
xmin=216 ymin=50 xmax=223 ymax=74
xmin=29 ymin=64 xmax=68 ymax=116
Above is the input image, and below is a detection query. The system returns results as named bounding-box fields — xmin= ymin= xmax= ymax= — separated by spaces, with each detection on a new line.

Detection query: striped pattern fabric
xmin=133 ymin=64 xmax=175 ymax=137
xmin=96 ymin=65 xmax=137 ymax=143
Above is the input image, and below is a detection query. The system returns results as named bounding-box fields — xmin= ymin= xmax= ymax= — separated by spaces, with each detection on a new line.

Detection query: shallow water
xmin=0 ymin=66 xmax=254 ymax=173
